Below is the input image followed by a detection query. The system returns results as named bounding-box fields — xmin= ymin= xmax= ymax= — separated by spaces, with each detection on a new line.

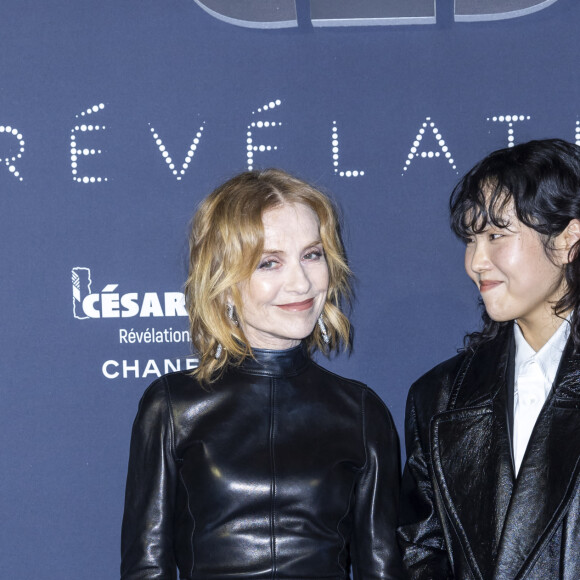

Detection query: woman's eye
xmin=258 ymin=259 xmax=279 ymax=270
xmin=303 ymin=248 xmax=324 ymax=261
xmin=489 ymin=233 xmax=503 ymax=241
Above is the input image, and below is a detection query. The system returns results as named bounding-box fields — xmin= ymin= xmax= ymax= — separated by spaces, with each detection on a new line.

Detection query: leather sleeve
xmin=121 ymin=378 xmax=178 ymax=580
xmin=397 ymin=382 xmax=453 ymax=580
xmin=350 ymin=388 xmax=406 ymax=580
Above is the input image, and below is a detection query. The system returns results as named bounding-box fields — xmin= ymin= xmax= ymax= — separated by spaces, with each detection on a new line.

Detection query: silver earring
xmin=215 ymin=343 xmax=223 ymax=359
xmin=318 ymin=314 xmax=330 ymax=345
xmin=227 ymin=303 xmax=238 ymax=326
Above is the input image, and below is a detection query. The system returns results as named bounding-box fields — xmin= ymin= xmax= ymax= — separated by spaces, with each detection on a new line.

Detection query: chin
xmin=485 ymin=312 xmax=512 ymax=323
xmin=282 ymin=325 xmax=317 ymax=342
xmin=482 ymin=302 xmax=509 ymax=323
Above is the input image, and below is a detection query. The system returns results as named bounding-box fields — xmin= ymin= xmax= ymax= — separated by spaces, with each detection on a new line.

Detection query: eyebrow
xmin=261 ymin=240 xmax=323 ymax=255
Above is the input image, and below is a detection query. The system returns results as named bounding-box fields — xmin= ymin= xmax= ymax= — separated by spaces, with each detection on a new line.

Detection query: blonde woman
xmin=121 ymin=169 xmax=404 ymax=579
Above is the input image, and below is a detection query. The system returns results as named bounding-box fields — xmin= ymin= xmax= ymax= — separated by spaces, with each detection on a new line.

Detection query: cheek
xmin=495 ymin=242 xmax=535 ymax=282
xmin=495 ymin=244 xmax=519 ymax=269
xmin=245 ymin=277 xmax=279 ymax=308
xmin=527 ymin=256 xmax=564 ymax=288
xmin=316 ymin=264 xmax=330 ymax=293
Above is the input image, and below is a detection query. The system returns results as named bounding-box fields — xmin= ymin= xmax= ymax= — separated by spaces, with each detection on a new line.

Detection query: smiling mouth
xmin=277 ymin=298 xmax=315 ymax=312
xmin=479 ymin=280 xmax=502 ymax=292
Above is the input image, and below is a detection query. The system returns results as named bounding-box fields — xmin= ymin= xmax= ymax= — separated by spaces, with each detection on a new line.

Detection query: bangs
xmin=451 ymin=178 xmax=514 ymax=241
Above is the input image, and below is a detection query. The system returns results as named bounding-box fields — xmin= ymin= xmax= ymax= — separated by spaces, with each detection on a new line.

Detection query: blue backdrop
xmin=1 ymin=0 xmax=579 ymax=577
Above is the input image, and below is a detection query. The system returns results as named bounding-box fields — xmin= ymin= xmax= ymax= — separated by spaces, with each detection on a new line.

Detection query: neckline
xmin=238 ymin=342 xmax=310 ymax=377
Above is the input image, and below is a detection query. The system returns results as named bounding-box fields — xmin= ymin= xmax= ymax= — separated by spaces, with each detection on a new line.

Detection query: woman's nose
xmin=286 ymin=262 xmax=311 ymax=293
xmin=466 ymin=240 xmax=490 ymax=274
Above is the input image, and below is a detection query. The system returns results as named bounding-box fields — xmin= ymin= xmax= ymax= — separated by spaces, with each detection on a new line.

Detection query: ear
xmin=562 ymin=219 xmax=580 ymax=263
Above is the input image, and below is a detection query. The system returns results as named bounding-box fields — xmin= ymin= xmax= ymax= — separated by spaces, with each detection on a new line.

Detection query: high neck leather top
xmin=238 ymin=343 xmax=310 ymax=377
xmin=121 ymin=347 xmax=404 ymax=579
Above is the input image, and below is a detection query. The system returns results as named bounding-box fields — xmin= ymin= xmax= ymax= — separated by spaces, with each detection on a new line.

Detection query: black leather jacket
xmin=398 ymin=327 xmax=580 ymax=579
xmin=121 ymin=344 xmax=404 ymax=579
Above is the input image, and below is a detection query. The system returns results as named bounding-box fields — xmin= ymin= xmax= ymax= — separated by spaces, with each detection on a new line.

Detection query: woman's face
xmin=237 ymin=202 xmax=329 ymax=350
xmin=464 ymin=201 xmax=569 ymax=345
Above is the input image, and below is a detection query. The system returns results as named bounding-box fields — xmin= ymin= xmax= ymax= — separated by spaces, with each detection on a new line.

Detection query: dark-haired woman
xmin=121 ymin=168 xmax=404 ymax=579
xmin=398 ymin=139 xmax=580 ymax=579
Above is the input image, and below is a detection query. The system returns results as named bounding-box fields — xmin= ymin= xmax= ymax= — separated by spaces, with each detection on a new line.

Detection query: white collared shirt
xmin=512 ymin=318 xmax=570 ymax=476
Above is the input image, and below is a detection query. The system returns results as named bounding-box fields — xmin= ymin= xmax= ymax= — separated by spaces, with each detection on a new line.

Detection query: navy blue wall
xmin=1 ymin=1 xmax=578 ymax=577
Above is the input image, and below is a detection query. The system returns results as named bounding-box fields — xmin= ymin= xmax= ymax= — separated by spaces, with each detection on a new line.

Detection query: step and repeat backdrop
xmin=1 ymin=0 xmax=578 ymax=577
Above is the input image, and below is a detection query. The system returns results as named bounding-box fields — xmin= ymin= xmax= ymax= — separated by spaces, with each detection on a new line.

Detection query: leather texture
xmin=398 ymin=326 xmax=580 ymax=580
xmin=121 ymin=343 xmax=405 ymax=579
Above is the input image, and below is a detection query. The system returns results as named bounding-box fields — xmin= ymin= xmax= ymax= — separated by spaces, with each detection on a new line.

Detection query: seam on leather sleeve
xmin=162 ymin=375 xmax=179 ymax=462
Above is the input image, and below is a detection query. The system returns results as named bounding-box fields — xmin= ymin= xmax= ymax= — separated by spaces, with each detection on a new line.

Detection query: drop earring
xmin=227 ymin=303 xmax=238 ymax=326
xmin=318 ymin=314 xmax=330 ymax=345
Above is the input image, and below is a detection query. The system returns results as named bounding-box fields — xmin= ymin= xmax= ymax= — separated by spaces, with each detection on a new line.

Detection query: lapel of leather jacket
xmin=494 ymin=338 xmax=580 ymax=580
xmin=430 ymin=329 xmax=515 ymax=580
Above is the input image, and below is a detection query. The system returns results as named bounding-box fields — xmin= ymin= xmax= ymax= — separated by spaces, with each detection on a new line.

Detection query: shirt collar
xmin=514 ymin=316 xmax=571 ymax=388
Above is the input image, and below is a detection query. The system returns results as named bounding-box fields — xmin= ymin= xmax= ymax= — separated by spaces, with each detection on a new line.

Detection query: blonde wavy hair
xmin=185 ymin=168 xmax=352 ymax=384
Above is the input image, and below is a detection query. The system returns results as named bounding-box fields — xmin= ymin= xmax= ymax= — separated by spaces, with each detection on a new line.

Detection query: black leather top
xmin=121 ymin=344 xmax=404 ymax=579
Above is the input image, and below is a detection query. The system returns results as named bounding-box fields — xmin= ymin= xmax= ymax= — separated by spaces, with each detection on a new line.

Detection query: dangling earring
xmin=227 ymin=303 xmax=238 ymax=326
xmin=216 ymin=303 xmax=236 ymax=359
xmin=318 ymin=314 xmax=330 ymax=345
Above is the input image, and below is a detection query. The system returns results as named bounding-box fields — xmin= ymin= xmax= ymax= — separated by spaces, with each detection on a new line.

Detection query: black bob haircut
xmin=449 ymin=138 xmax=580 ymax=351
